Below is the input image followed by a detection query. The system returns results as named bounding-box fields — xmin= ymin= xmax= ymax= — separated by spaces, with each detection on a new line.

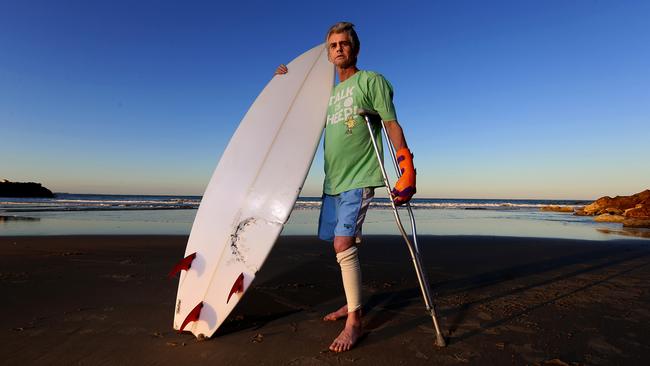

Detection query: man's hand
xmin=391 ymin=147 xmax=416 ymax=206
xmin=275 ymin=64 xmax=288 ymax=75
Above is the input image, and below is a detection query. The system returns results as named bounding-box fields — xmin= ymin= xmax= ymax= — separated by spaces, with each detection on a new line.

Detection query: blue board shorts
xmin=318 ymin=187 xmax=375 ymax=243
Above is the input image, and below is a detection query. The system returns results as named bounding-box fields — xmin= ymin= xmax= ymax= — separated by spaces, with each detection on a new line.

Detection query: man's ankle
xmin=346 ymin=309 xmax=362 ymax=326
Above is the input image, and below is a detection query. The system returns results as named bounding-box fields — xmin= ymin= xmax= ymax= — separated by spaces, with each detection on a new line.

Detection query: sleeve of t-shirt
xmin=368 ymin=73 xmax=398 ymax=122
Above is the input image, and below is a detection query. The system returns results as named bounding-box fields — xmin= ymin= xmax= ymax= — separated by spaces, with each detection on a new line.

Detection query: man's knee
xmin=333 ymin=236 xmax=355 ymax=253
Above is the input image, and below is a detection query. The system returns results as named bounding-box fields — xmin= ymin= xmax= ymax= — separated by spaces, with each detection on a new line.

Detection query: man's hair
xmin=325 ymin=22 xmax=360 ymax=53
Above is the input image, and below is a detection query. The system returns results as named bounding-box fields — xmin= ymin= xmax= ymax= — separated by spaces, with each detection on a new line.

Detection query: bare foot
xmin=329 ymin=309 xmax=362 ymax=352
xmin=323 ymin=304 xmax=348 ymax=321
xmin=329 ymin=323 xmax=362 ymax=352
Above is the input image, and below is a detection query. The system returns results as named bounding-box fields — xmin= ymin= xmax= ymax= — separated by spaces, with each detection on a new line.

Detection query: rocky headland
xmin=575 ymin=189 xmax=650 ymax=228
xmin=0 ymin=179 xmax=55 ymax=198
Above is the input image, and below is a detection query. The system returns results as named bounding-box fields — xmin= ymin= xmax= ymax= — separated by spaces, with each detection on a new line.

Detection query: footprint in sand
xmin=102 ymin=274 xmax=134 ymax=282
xmin=286 ymin=357 xmax=330 ymax=366
xmin=588 ymin=337 xmax=622 ymax=355
xmin=509 ymin=343 xmax=545 ymax=364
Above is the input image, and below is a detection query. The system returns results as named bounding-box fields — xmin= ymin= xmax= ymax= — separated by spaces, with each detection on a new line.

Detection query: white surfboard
xmin=171 ymin=43 xmax=334 ymax=338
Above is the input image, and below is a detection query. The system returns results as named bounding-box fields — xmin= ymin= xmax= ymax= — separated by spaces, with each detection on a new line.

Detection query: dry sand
xmin=1 ymin=235 xmax=649 ymax=365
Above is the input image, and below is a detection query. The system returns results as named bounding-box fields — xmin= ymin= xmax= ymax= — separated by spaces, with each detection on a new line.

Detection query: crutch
xmin=358 ymin=108 xmax=446 ymax=347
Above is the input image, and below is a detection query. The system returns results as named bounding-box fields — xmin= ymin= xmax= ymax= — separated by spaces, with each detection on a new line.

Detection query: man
xmin=276 ymin=22 xmax=416 ymax=352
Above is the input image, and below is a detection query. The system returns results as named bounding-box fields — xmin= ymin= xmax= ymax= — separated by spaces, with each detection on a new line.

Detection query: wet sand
xmin=1 ymin=235 xmax=649 ymax=365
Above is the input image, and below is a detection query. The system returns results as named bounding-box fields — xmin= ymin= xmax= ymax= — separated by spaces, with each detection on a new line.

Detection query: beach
xmin=2 ymin=235 xmax=649 ymax=365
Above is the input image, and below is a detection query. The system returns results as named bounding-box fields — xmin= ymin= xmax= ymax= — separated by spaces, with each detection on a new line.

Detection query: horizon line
xmin=47 ymin=192 xmax=596 ymax=201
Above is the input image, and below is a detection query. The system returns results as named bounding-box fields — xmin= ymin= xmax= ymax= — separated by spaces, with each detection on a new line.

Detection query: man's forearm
xmin=383 ymin=120 xmax=408 ymax=151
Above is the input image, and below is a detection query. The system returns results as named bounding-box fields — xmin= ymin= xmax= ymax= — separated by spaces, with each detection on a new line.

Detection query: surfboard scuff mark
xmin=228 ymin=217 xmax=282 ymax=272
xmin=230 ymin=218 xmax=255 ymax=264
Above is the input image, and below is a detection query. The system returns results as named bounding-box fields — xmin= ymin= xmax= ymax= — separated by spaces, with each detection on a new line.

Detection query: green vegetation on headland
xmin=0 ymin=179 xmax=54 ymax=198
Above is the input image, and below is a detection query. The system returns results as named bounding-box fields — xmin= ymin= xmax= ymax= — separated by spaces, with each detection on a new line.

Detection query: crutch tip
xmin=435 ymin=334 xmax=447 ymax=347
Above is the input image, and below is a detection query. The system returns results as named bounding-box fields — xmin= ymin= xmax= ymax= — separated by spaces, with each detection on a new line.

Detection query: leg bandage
xmin=336 ymin=246 xmax=362 ymax=312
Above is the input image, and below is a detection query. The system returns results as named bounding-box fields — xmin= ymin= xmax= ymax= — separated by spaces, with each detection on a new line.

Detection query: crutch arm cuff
xmin=356 ymin=108 xmax=379 ymax=118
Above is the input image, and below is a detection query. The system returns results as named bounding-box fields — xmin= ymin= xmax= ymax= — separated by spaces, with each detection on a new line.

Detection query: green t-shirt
xmin=323 ymin=70 xmax=398 ymax=195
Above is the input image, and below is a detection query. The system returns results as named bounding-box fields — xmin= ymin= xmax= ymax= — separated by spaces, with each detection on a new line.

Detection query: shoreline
xmin=4 ymin=208 xmax=650 ymax=241
xmin=2 ymin=235 xmax=649 ymax=365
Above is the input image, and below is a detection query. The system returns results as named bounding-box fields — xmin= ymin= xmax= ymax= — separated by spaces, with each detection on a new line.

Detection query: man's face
xmin=327 ymin=32 xmax=357 ymax=68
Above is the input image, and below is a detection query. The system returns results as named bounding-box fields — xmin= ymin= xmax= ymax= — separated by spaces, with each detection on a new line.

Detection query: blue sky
xmin=1 ymin=0 xmax=648 ymax=199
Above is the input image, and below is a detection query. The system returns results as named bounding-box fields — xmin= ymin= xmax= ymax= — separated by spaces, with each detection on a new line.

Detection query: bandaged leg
xmin=336 ymin=246 xmax=362 ymax=313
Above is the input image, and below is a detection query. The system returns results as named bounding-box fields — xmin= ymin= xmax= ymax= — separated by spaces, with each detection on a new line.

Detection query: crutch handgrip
xmin=356 ymin=108 xmax=380 ymax=117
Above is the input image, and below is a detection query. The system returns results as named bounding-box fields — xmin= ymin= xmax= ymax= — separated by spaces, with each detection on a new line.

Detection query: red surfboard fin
xmin=227 ymin=273 xmax=245 ymax=304
xmin=168 ymin=252 xmax=197 ymax=279
xmin=178 ymin=301 xmax=203 ymax=333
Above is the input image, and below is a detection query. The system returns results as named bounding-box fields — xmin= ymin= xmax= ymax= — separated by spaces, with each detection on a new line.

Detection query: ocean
xmin=0 ymin=194 xmax=647 ymax=240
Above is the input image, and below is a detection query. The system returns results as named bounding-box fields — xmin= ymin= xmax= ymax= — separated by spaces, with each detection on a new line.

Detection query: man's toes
xmin=331 ymin=343 xmax=340 ymax=352
xmin=342 ymin=341 xmax=351 ymax=352
xmin=336 ymin=341 xmax=344 ymax=352
xmin=332 ymin=339 xmax=350 ymax=353
xmin=329 ymin=340 xmax=339 ymax=352
xmin=334 ymin=339 xmax=345 ymax=352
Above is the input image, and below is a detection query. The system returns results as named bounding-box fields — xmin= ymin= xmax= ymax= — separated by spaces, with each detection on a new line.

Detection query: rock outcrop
xmin=579 ymin=189 xmax=650 ymax=216
xmin=577 ymin=189 xmax=650 ymax=228
xmin=594 ymin=214 xmax=625 ymax=223
xmin=623 ymin=218 xmax=650 ymax=228
xmin=625 ymin=204 xmax=650 ymax=218
xmin=540 ymin=205 xmax=575 ymax=213
xmin=0 ymin=180 xmax=55 ymax=198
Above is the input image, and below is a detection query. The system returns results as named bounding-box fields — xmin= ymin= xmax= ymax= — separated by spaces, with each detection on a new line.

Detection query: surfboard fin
xmin=227 ymin=273 xmax=245 ymax=304
xmin=168 ymin=252 xmax=197 ymax=279
xmin=178 ymin=301 xmax=203 ymax=333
